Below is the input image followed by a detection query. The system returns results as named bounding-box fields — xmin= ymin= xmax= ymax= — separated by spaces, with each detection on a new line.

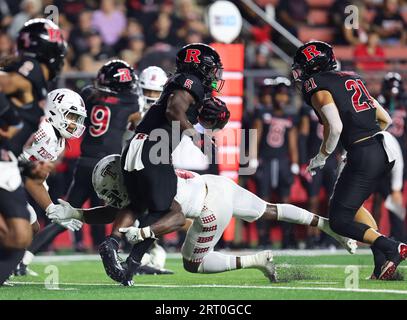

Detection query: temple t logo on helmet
xmin=301 ymin=45 xmax=322 ymax=62
xmin=184 ymin=49 xmax=201 ymax=63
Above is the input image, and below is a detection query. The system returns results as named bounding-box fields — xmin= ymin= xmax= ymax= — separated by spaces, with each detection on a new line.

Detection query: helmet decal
xmin=302 ymin=45 xmax=322 ymax=61
xmin=116 ymin=68 xmax=132 ymax=83
xmin=184 ymin=49 xmax=201 ymax=63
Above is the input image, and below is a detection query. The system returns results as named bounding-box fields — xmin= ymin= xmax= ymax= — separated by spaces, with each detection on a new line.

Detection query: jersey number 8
xmin=89 ymin=105 xmax=111 ymax=137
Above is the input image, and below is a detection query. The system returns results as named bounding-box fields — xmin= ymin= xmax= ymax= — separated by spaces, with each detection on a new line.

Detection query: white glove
xmin=54 ymin=218 xmax=83 ymax=232
xmin=46 ymin=199 xmax=83 ymax=221
xmin=291 ymin=163 xmax=300 ymax=175
xmin=119 ymin=226 xmax=155 ymax=245
xmin=249 ymin=158 xmax=259 ymax=170
xmin=307 ymin=153 xmax=328 ymax=176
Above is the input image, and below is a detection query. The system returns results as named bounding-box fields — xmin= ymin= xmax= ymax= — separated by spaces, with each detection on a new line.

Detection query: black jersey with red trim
xmin=80 ymin=85 xmax=139 ymax=161
xmin=2 ymin=57 xmax=48 ymax=126
xmin=302 ymin=70 xmax=381 ymax=150
xmin=135 ymin=73 xmax=206 ymax=148
xmin=255 ymin=106 xmax=297 ymax=159
xmin=0 ymin=93 xmax=21 ymax=151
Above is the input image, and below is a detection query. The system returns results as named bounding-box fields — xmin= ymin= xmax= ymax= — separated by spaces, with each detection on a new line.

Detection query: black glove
xmin=198 ymin=97 xmax=230 ymax=130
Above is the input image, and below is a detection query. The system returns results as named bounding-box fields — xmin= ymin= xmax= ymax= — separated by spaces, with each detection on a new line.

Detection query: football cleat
xmin=13 ymin=263 xmax=39 ymax=277
xmin=254 ymin=250 xmax=277 ymax=282
xmin=99 ymin=238 xmax=126 ymax=283
xmin=341 ymin=238 xmax=358 ymax=255
xmin=378 ymin=243 xmax=407 ymax=280
xmin=133 ymin=265 xmax=174 ymax=275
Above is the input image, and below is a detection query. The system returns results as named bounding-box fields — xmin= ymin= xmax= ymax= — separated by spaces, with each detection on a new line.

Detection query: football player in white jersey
xmin=123 ymin=66 xmax=168 ymax=144
xmin=49 ymin=154 xmax=357 ymax=285
xmin=14 ymin=88 xmax=87 ymax=275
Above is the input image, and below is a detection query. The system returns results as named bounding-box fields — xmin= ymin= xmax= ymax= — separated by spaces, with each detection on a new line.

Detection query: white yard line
xmin=8 ymin=281 xmax=407 ymax=295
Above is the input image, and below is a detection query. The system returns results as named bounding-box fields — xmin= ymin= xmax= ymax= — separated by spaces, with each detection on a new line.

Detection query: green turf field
xmin=2 ymin=251 xmax=407 ymax=300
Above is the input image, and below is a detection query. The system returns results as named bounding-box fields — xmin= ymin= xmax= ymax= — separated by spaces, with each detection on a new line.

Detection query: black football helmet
xmin=95 ymin=60 xmax=138 ymax=94
xmin=17 ymin=18 xmax=67 ymax=80
xmin=176 ymin=43 xmax=224 ymax=92
xmin=381 ymin=72 xmax=403 ymax=98
xmin=292 ymin=41 xmax=337 ymax=82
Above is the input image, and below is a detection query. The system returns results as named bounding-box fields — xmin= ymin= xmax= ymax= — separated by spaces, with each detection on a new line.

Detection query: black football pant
xmin=329 ymin=136 xmax=394 ymax=242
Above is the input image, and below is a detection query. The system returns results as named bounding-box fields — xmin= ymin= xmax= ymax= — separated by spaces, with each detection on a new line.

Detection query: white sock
xmin=22 ymin=251 xmax=34 ymax=266
xmin=197 ymin=252 xmax=237 ymax=273
xmin=276 ymin=204 xmax=314 ymax=226
xmin=240 ymin=254 xmax=260 ymax=269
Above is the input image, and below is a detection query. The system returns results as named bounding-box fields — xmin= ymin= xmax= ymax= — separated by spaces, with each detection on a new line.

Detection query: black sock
xmin=372 ymin=236 xmax=399 ymax=256
xmin=0 ymin=248 xmax=25 ymax=284
xmin=371 ymin=245 xmax=386 ymax=277
xmin=28 ymin=223 xmax=66 ymax=254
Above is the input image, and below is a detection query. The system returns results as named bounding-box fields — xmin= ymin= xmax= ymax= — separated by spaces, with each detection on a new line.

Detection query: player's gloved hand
xmin=307 ymin=153 xmax=328 ymax=176
xmin=290 ymin=163 xmax=300 ymax=175
xmin=199 ymin=97 xmax=230 ymax=130
xmin=53 ymin=218 xmax=83 ymax=232
xmin=119 ymin=226 xmax=156 ymax=245
xmin=46 ymin=199 xmax=83 ymax=221
xmin=300 ymin=164 xmax=313 ymax=183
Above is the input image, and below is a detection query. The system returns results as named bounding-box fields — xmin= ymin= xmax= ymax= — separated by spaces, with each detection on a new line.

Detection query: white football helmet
xmin=139 ymin=66 xmax=167 ymax=112
xmin=92 ymin=154 xmax=130 ymax=209
xmin=45 ymin=88 xmax=87 ymax=139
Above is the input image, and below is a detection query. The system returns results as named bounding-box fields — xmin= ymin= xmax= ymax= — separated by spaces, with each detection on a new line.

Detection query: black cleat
xmin=379 ymin=243 xmax=407 ymax=280
xmin=99 ymin=238 xmax=126 ymax=283
xmin=13 ymin=263 xmax=27 ymax=276
xmin=133 ymin=264 xmax=174 ymax=275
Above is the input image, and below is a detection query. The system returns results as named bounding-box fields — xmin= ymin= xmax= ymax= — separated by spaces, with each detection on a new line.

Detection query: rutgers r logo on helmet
xmin=184 ymin=49 xmax=201 ymax=63
xmin=302 ymin=45 xmax=322 ymax=62
xmin=117 ymin=68 xmax=132 ymax=83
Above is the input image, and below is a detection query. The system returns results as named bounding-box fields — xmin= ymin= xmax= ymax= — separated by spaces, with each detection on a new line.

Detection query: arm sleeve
xmin=320 ymin=102 xmax=343 ymax=154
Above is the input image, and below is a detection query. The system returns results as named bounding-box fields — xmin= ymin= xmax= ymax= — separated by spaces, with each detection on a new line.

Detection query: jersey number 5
xmin=89 ymin=105 xmax=111 ymax=137
xmin=345 ymin=79 xmax=374 ymax=112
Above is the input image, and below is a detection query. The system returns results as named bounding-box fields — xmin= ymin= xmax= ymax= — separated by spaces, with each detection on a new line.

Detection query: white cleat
xmin=337 ymin=237 xmax=358 ymax=254
xmin=254 ymin=250 xmax=277 ymax=282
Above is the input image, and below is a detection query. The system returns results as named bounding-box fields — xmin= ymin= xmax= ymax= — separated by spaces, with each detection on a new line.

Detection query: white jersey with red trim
xmin=174 ymin=169 xmax=206 ymax=219
xmin=21 ymin=119 xmax=66 ymax=162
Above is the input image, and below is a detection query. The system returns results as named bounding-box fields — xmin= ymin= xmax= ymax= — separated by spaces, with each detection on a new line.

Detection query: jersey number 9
xmin=89 ymin=105 xmax=111 ymax=137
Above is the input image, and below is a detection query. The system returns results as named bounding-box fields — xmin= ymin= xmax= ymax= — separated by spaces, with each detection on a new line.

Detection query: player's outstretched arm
xmin=119 ymin=200 xmax=186 ymax=244
xmin=307 ymin=90 xmax=343 ymax=175
xmin=166 ymin=90 xmax=199 ymax=138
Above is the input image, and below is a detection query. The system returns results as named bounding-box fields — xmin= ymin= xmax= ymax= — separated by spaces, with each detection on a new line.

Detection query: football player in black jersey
xmin=252 ymin=77 xmax=300 ymax=248
xmin=372 ymin=72 xmax=407 ymax=242
xmin=100 ymin=43 xmax=228 ymax=285
xmin=18 ymin=60 xmax=143 ymax=273
xmin=293 ymin=41 xmax=407 ymax=280
xmin=0 ymin=18 xmax=65 ymax=284
xmin=4 ymin=18 xmax=67 ymax=155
